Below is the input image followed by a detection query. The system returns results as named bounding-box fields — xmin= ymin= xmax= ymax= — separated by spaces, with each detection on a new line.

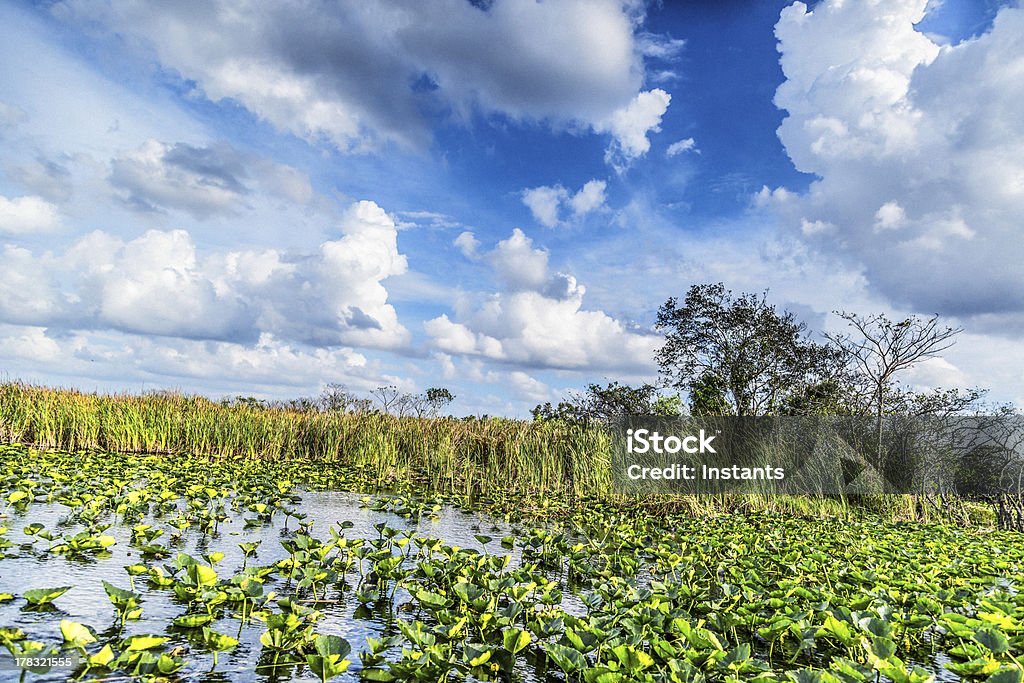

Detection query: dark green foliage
xmin=531 ymin=381 xmax=681 ymax=425
xmin=655 ymin=283 xmax=845 ymax=416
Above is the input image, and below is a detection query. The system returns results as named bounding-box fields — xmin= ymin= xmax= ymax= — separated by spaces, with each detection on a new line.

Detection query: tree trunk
xmin=875 ymin=388 xmax=884 ymax=475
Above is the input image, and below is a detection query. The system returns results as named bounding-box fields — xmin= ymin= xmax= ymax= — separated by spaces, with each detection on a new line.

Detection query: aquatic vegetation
xmin=201 ymin=627 xmax=239 ymax=666
xmin=59 ymin=619 xmax=96 ymax=653
xmin=305 ymin=634 xmax=353 ymax=681
xmin=103 ymin=580 xmax=144 ymax=626
xmin=22 ymin=586 xmax=71 ymax=608
xmin=0 ymin=442 xmax=1021 ymax=682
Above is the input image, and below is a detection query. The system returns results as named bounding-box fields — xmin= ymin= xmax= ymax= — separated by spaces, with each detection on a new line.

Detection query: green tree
xmin=424 ymin=387 xmax=455 ymax=416
xmin=687 ymin=372 xmax=732 ymax=416
xmin=531 ymin=381 xmax=680 ymax=425
xmin=655 ymin=283 xmax=843 ymax=416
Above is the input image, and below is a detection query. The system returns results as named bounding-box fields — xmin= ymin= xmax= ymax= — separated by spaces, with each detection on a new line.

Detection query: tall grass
xmin=0 ymin=382 xmax=612 ymax=503
xmin=2 ymin=382 xmax=973 ymax=523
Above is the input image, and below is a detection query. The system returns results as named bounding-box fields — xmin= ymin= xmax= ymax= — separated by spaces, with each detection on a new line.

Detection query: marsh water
xmin=0 ymin=491 xmax=581 ymax=682
xmin=0 ymin=487 xmax=978 ymax=683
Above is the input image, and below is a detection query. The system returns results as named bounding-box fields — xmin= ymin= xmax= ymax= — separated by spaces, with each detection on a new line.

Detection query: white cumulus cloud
xmin=767 ymin=0 xmax=1024 ymax=332
xmin=0 ymin=199 xmax=410 ymax=349
xmin=569 ymin=180 xmax=608 ymax=216
xmin=428 ymin=227 xmax=658 ymax=371
xmin=489 ymin=228 xmax=553 ymax=293
xmin=0 ymin=194 xmax=60 ymax=233
xmin=522 ymin=186 xmax=568 ymax=228
xmin=600 ymin=88 xmax=671 ymax=170
xmin=522 ymin=179 xmax=608 ymax=227
xmin=453 ymin=230 xmax=481 ymax=260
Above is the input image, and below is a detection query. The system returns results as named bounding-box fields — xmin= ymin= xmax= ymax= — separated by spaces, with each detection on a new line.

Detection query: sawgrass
xmin=1 ymin=382 xmax=969 ymax=523
xmin=0 ymin=382 xmax=610 ymax=502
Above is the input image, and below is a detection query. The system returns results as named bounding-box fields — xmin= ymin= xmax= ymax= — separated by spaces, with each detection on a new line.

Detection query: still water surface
xmin=1 ymin=490 xmax=574 ymax=682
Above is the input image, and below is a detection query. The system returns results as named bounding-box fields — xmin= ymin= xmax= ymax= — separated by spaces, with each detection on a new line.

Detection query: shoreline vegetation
xmin=0 ymin=382 xmax=991 ymax=526
xmin=2 ymin=381 xmax=1021 ymax=682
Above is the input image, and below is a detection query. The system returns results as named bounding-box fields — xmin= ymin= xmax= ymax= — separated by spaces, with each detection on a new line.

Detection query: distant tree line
xmin=534 ymin=282 xmax=983 ymax=425
xmin=532 ymin=282 xmax=1023 ymax=528
xmin=224 ymin=383 xmax=456 ymax=418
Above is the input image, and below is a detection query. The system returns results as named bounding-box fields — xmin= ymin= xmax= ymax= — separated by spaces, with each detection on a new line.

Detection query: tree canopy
xmin=655 ymin=283 xmax=844 ymax=416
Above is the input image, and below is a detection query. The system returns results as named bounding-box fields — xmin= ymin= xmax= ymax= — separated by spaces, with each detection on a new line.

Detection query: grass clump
xmin=0 ymin=382 xmax=1002 ymax=525
xmin=0 ymin=382 xmax=611 ymax=505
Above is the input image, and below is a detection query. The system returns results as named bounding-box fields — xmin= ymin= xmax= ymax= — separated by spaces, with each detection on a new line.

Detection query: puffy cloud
xmin=768 ymin=0 xmax=1024 ymax=331
xmin=569 ymin=180 xmax=608 ymax=216
xmin=522 ymin=179 xmax=607 ymax=227
xmin=109 ymin=139 xmax=311 ymax=218
xmin=453 ymin=230 xmax=481 ymax=260
xmin=0 ymin=245 xmax=66 ymax=323
xmin=0 ymin=194 xmax=60 ymax=233
xmin=0 ymin=326 xmax=63 ymax=364
xmin=434 ymin=351 xmax=458 ymax=381
xmin=428 ymin=227 xmax=658 ymax=371
xmin=507 ymin=370 xmax=552 ymax=403
xmin=489 ymin=228 xmax=550 ymax=292
xmin=303 ymin=200 xmax=410 ymax=348
xmin=210 ymin=200 xmax=409 ymax=350
xmin=55 ymin=0 xmax=674 ymax=157
xmin=424 ymin=315 xmax=504 ymax=358
xmin=0 ymin=199 xmax=409 ymax=349
xmin=0 ymin=228 xmax=253 ymax=340
xmin=873 ymin=201 xmax=906 ymax=232
xmin=600 ymin=88 xmax=671 ymax=170
xmin=486 ymin=228 xmax=585 ymax=300
xmin=80 ymin=228 xmax=252 ymax=341
xmin=426 ymin=290 xmax=657 ymax=371
xmin=522 ymin=185 xmax=567 ymax=228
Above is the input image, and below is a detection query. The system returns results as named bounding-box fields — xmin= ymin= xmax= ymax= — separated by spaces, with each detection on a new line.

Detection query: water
xmin=0 ymin=491 xmax=571 ymax=682
xmin=0 ymin=489 xmax=973 ymax=683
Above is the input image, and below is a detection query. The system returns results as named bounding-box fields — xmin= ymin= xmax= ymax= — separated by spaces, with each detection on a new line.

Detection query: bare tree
xmin=368 ymin=385 xmax=456 ymax=418
xmin=318 ymin=383 xmax=373 ymax=413
xmin=370 ymin=385 xmax=402 ymax=415
xmin=825 ymin=312 xmax=962 ymax=469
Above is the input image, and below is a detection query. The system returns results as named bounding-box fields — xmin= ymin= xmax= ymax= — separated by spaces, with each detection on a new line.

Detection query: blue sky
xmin=0 ymin=0 xmax=1021 ymax=416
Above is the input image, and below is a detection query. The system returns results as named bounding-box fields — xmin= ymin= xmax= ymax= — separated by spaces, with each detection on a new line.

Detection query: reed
xmin=4 ymin=382 xmax=955 ymax=522
xmin=0 ymin=382 xmax=612 ymax=503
